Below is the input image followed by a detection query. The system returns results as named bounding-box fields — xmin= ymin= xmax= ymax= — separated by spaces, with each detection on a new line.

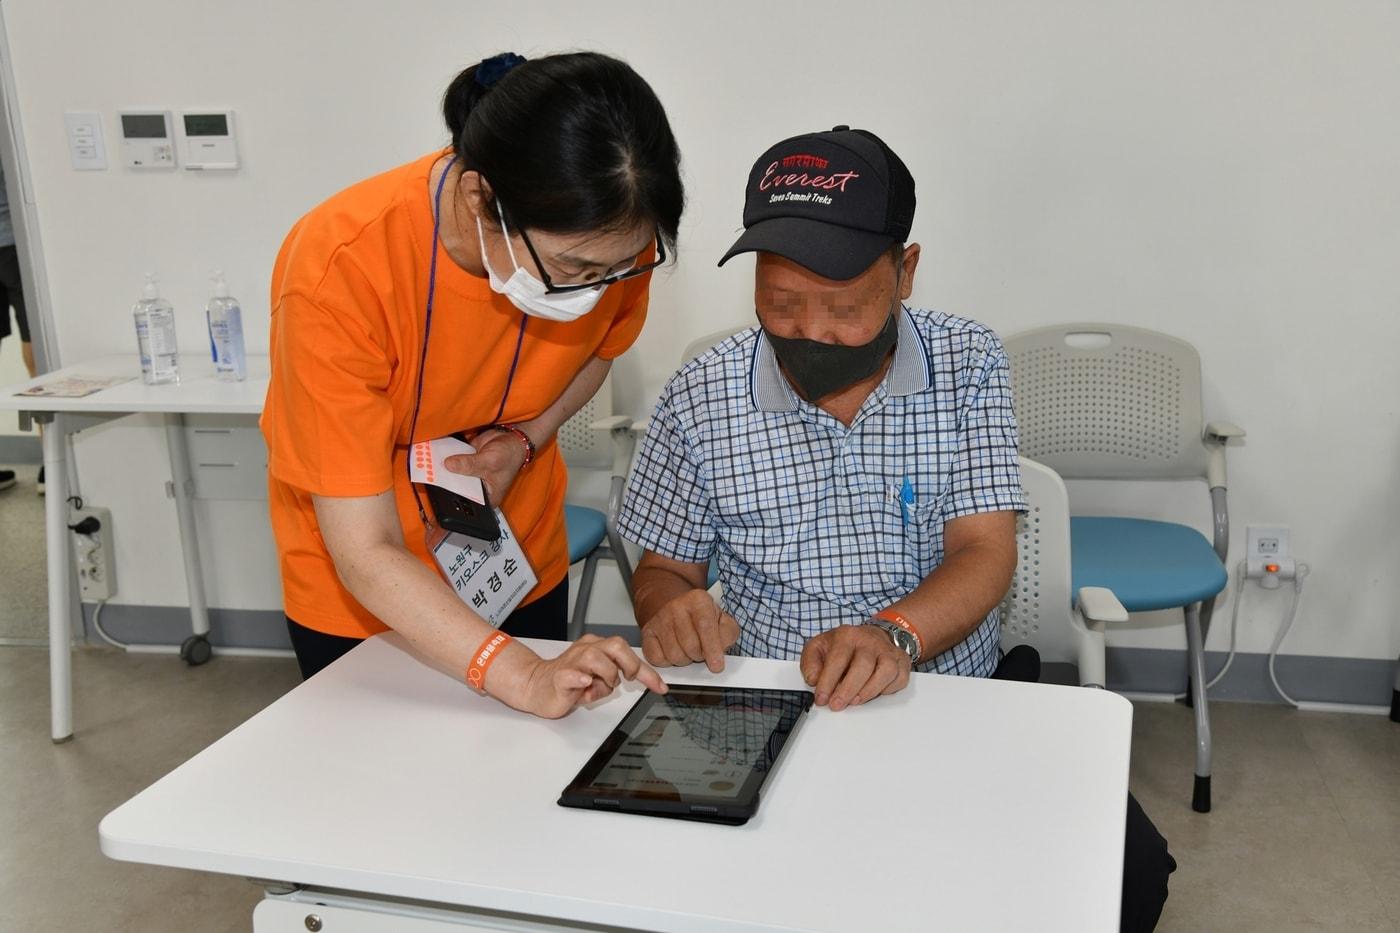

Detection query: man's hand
xmin=511 ymin=635 xmax=667 ymax=719
xmin=640 ymin=588 xmax=740 ymax=672
xmin=444 ymin=429 xmax=529 ymax=503
xmin=800 ymin=624 xmax=912 ymax=711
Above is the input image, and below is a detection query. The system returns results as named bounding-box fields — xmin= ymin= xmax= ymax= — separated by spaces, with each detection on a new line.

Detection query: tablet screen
xmin=561 ymin=685 xmax=813 ymax=816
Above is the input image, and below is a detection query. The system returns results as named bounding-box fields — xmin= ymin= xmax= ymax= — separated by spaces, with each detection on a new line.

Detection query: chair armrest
xmin=1204 ymin=421 xmax=1245 ymax=441
xmin=1078 ymin=586 xmax=1129 ymax=624
xmin=585 ymin=416 xmax=638 ymax=476
xmin=589 ymin=415 xmax=632 ymax=432
xmin=1202 ymin=421 xmax=1244 ymax=489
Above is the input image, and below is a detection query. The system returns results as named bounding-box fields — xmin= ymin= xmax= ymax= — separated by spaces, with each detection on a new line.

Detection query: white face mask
xmin=475 ymin=203 xmax=607 ymax=322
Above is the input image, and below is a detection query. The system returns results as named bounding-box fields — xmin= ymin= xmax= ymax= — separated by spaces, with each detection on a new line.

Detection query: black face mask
xmin=762 ymin=309 xmax=899 ymax=402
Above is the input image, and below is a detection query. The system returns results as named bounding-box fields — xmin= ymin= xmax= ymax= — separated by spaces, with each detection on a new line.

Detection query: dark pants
xmin=0 ymin=244 xmax=30 ymax=343
xmin=993 ymin=646 xmax=1176 ymax=933
xmin=285 ymin=578 xmax=569 ymax=680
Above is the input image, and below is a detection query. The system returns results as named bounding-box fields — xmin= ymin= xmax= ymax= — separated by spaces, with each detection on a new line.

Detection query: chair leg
xmin=605 ymin=529 xmax=635 ymax=600
xmin=1183 ymin=594 xmax=1218 ymax=709
xmin=1184 ymin=602 xmax=1212 ymax=813
xmin=1198 ymin=593 xmax=1218 ymax=647
xmin=1078 ymin=613 xmax=1107 ymax=689
xmin=605 ymin=475 xmax=635 ymax=599
xmin=569 ymin=552 xmax=601 ymax=641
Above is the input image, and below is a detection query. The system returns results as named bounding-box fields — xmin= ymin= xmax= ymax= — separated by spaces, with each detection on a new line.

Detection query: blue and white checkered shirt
xmin=618 ymin=307 xmax=1027 ymax=677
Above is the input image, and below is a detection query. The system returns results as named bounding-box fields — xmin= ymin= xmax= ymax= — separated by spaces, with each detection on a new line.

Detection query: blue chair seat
xmin=1070 ymin=517 xmax=1227 ymax=612
xmin=564 ymin=505 xmax=607 ymax=565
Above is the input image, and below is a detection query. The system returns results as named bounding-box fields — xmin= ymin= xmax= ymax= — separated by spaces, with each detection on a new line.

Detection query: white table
xmin=100 ymin=634 xmax=1132 ymax=932
xmin=0 ymin=353 xmax=269 ymax=741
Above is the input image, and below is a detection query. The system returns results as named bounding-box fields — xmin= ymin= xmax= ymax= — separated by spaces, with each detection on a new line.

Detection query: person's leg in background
xmin=0 ymin=248 xmax=15 ymax=493
xmin=285 ymin=616 xmax=364 ymax=680
xmin=7 ymin=247 xmax=35 ymax=382
xmin=991 ymin=647 xmax=1177 ymax=932
xmin=500 ymin=578 xmax=568 ymax=640
xmin=0 ymin=242 xmax=38 ymax=491
xmin=13 ymin=262 xmax=39 ymax=493
xmin=19 ymin=334 xmax=35 ymax=379
xmin=1121 ymin=792 xmax=1176 ymax=932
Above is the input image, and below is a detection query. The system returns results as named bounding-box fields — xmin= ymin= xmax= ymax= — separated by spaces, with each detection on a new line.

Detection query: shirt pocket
xmin=852 ymin=482 xmax=949 ymax=595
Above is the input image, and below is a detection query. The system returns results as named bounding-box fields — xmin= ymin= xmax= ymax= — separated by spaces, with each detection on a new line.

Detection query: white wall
xmin=3 ymin=1 xmax=1397 ymax=661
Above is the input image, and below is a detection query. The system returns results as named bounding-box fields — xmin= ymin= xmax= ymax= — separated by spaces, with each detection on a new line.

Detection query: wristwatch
xmin=863 ymin=618 xmax=920 ymax=665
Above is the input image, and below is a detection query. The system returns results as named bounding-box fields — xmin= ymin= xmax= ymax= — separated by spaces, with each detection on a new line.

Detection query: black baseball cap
xmin=718 ymin=126 xmax=916 ymax=281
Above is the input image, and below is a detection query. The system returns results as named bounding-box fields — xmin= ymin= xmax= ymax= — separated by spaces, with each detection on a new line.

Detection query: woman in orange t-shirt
xmin=261 ymin=52 xmax=683 ymax=717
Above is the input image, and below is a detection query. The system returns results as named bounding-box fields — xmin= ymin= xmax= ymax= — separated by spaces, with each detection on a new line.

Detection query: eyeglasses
xmin=513 ymin=220 xmax=667 ymax=294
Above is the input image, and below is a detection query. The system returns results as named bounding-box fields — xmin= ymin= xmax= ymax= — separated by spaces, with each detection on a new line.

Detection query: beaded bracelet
xmin=484 ymin=423 xmax=535 ymax=466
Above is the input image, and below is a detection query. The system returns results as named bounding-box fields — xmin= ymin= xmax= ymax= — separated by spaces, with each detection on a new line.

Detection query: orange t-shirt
xmin=261 ymin=152 xmax=651 ymax=638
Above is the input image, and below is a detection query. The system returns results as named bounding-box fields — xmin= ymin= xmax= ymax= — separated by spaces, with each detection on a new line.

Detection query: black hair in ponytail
xmin=442 ymin=51 xmax=684 ymax=251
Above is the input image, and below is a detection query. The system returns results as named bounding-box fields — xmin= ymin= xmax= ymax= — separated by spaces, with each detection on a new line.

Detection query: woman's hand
xmin=443 ymin=429 xmax=530 ymax=502
xmin=504 ymin=635 xmax=667 ymax=719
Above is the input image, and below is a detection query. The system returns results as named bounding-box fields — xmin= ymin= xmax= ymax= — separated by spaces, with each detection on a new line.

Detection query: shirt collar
xmin=749 ymin=305 xmax=931 ymax=412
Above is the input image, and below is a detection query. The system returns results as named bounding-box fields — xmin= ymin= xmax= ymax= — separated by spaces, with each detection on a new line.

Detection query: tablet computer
xmin=558 ymin=684 xmax=813 ymax=826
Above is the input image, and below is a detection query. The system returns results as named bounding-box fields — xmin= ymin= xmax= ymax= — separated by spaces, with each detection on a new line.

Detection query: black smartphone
xmin=424 ymin=482 xmax=502 ymax=542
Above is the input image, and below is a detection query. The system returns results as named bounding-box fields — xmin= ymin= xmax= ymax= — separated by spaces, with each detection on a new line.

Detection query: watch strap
xmin=874 ymin=608 xmax=924 ymax=664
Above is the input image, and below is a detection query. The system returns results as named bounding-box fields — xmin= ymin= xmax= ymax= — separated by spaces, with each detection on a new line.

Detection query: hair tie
xmin=475 ymin=52 xmax=526 ymax=89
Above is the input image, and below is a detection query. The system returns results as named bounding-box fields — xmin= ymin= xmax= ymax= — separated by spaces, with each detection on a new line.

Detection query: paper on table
xmin=409 ymin=436 xmax=486 ymax=505
xmin=14 ymin=375 xmax=134 ymax=398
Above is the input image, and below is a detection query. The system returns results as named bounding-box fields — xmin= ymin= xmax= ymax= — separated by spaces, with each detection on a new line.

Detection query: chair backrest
xmin=1004 ymin=323 xmax=1208 ymax=481
xmin=681 ymin=326 xmax=749 ymax=366
xmin=1000 ymin=457 xmax=1080 ymax=665
xmin=557 ymin=371 xmax=616 ymax=471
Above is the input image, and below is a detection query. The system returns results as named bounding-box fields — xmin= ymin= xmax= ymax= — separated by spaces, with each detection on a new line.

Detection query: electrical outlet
xmin=70 ymin=506 xmax=117 ymax=601
xmin=1246 ymin=524 xmax=1295 ymax=584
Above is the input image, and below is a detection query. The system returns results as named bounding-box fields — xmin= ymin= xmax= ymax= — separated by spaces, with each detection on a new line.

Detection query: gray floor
xmin=0 ymin=462 xmax=47 ymax=642
xmin=1 ymin=646 xmax=1397 ymax=931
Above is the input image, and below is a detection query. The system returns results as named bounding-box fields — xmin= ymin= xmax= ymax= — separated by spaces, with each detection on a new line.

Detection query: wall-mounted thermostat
xmin=118 ymin=110 xmax=175 ymax=168
xmin=179 ymin=110 xmax=239 ymax=171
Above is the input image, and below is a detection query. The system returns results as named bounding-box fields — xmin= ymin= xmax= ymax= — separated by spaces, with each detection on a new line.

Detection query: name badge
xmin=429 ymin=515 xmax=538 ymax=627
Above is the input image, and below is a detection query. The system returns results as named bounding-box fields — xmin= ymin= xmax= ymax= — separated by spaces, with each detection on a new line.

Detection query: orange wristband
xmin=466 ymin=631 xmax=513 ymax=695
xmin=875 ymin=608 xmax=924 ymax=662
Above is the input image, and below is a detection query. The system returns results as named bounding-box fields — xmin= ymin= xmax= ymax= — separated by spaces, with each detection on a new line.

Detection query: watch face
xmin=892 ymin=629 xmax=918 ymax=661
xmin=866 ymin=619 xmax=918 ymax=663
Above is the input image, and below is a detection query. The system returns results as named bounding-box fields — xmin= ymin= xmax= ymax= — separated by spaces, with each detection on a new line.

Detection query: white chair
xmin=1005 ymin=323 xmax=1244 ymax=812
xmin=558 ymin=371 xmax=640 ymax=639
xmin=566 ymin=333 xmax=750 ymax=640
xmin=681 ymin=326 xmax=749 ymax=366
xmin=1000 ymin=457 xmax=1128 ymax=687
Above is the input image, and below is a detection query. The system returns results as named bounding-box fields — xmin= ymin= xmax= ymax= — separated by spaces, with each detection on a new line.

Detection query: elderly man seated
xmin=618 ymin=125 xmax=1176 ymax=932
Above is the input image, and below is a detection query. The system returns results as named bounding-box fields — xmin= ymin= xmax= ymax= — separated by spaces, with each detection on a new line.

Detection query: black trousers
xmin=0 ymin=244 xmax=30 ymax=343
xmin=993 ymin=646 xmax=1176 ymax=933
xmin=285 ymin=578 xmax=569 ymax=681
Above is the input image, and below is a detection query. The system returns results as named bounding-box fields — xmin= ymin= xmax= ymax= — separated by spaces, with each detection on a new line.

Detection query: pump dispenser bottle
xmin=205 ymin=270 xmax=246 ymax=381
xmin=133 ymin=273 xmax=180 ymax=385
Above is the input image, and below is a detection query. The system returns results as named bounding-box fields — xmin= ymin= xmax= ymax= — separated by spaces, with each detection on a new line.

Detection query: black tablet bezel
xmin=558 ymin=684 xmax=814 ymax=825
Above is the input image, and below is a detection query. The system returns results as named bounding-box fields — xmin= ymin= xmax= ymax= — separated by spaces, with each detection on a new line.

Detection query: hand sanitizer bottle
xmin=205 ymin=270 xmax=246 ymax=381
xmin=133 ymin=273 xmax=180 ymax=385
